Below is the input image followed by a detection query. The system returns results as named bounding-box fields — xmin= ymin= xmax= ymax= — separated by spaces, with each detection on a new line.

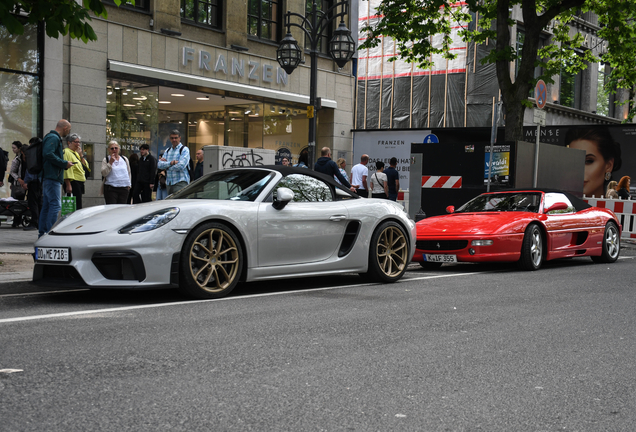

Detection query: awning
xmin=107 ymin=60 xmax=337 ymax=109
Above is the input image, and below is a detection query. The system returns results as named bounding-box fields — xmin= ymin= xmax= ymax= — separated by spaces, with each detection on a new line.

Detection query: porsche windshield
xmin=169 ymin=170 xmax=274 ymax=201
xmin=456 ymin=193 xmax=542 ymax=213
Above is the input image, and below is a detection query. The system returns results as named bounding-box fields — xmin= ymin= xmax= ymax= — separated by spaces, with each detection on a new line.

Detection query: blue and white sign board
xmin=423 ymin=134 xmax=439 ymax=143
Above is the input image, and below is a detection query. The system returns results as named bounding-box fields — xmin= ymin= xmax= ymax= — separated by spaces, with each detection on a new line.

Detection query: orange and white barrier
xmin=583 ymin=196 xmax=636 ymax=239
xmin=421 ymin=175 xmax=462 ymax=189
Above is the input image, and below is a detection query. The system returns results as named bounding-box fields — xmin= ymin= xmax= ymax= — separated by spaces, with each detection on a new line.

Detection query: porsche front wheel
xmin=518 ymin=223 xmax=543 ymax=271
xmin=591 ymin=221 xmax=620 ymax=264
xmin=179 ymin=222 xmax=243 ymax=299
xmin=361 ymin=221 xmax=409 ymax=283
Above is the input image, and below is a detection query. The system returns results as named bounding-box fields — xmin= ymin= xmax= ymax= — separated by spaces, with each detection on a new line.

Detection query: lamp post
xmin=276 ymin=0 xmax=355 ymax=169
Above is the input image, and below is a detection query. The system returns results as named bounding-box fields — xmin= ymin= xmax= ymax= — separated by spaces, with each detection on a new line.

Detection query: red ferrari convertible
xmin=414 ymin=189 xmax=621 ymax=270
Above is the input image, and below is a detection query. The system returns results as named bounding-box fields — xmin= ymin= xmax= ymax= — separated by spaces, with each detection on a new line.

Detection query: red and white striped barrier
xmin=421 ymin=175 xmax=462 ymax=189
xmin=583 ymin=196 xmax=636 ymax=239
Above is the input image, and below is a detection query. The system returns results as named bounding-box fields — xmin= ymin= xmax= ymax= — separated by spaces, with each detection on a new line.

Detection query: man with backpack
xmin=157 ymin=130 xmax=190 ymax=195
xmin=39 ymin=119 xmax=74 ymax=237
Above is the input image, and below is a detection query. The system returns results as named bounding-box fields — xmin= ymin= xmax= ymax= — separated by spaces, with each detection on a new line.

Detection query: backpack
xmin=177 ymin=146 xmax=194 ymax=180
xmin=24 ymin=137 xmax=43 ymax=174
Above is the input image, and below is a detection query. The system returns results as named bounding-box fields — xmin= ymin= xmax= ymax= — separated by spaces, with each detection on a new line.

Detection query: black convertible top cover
xmin=486 ymin=188 xmax=592 ymax=212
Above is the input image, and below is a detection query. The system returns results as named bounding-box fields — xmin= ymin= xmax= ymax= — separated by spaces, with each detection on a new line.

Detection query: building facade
xmin=0 ymin=0 xmax=356 ymax=204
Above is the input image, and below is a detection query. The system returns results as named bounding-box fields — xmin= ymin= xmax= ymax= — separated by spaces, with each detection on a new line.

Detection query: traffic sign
xmin=533 ymin=108 xmax=546 ymax=126
xmin=535 ymin=80 xmax=547 ymax=109
xmin=423 ymin=134 xmax=439 ymax=143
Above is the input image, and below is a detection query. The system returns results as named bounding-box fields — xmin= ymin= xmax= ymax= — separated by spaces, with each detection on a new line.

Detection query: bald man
xmin=39 ymin=119 xmax=74 ymax=237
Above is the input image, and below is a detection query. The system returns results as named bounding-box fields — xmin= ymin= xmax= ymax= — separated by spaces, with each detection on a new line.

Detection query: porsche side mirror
xmin=446 ymin=205 xmax=455 ymax=214
xmin=544 ymin=202 xmax=568 ymax=214
xmin=273 ymin=187 xmax=294 ymax=210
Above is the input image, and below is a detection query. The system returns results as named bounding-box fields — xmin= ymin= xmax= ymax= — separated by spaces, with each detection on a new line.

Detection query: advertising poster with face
xmin=523 ymin=125 xmax=635 ymax=198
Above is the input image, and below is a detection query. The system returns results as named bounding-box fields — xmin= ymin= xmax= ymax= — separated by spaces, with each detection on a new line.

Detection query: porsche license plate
xmin=424 ymin=254 xmax=457 ymax=263
xmin=35 ymin=247 xmax=70 ymax=263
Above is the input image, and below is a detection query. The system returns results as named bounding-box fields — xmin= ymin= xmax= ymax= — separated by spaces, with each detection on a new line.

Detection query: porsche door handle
xmin=329 ymin=215 xmax=347 ymax=222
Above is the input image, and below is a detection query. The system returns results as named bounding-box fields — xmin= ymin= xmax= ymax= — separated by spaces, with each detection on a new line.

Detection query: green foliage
xmin=360 ymin=0 xmax=636 ymax=137
xmin=0 ymin=0 xmax=130 ymax=42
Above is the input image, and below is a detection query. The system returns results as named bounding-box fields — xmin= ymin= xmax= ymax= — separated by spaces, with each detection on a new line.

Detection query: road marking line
xmin=0 ymin=272 xmax=477 ymax=324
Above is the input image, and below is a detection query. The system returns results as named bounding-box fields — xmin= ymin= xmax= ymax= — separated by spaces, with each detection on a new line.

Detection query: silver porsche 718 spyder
xmin=33 ymin=166 xmax=416 ymax=298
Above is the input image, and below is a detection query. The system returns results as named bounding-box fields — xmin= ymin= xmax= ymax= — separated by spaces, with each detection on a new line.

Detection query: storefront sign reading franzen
xmin=182 ymin=48 xmax=288 ymax=86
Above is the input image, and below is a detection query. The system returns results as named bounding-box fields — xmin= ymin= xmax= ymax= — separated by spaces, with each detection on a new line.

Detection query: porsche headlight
xmin=118 ymin=207 xmax=180 ymax=234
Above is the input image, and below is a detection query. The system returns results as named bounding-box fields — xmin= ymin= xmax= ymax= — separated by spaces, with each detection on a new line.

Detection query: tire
xmin=518 ymin=223 xmax=543 ymax=271
xmin=360 ymin=221 xmax=410 ymax=283
xmin=179 ymin=222 xmax=243 ymax=299
xmin=418 ymin=261 xmax=443 ymax=269
xmin=591 ymin=221 xmax=620 ymax=264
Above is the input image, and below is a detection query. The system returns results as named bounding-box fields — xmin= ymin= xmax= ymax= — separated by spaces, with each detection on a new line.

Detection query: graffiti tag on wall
xmin=221 ymin=149 xmax=264 ymax=168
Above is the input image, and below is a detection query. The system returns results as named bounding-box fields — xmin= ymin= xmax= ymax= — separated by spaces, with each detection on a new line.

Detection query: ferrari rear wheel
xmin=518 ymin=223 xmax=543 ymax=271
xmin=591 ymin=221 xmax=620 ymax=264
xmin=360 ymin=221 xmax=409 ymax=283
xmin=179 ymin=222 xmax=243 ymax=299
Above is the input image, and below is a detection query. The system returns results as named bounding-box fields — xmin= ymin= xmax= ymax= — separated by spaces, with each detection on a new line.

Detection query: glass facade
xmin=106 ymin=80 xmax=310 ymax=165
xmin=0 ymin=19 xmax=42 ymax=199
xmin=0 ymin=21 xmax=42 ymax=147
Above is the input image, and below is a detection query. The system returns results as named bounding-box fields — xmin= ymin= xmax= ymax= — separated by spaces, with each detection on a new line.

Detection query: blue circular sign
xmin=423 ymin=134 xmax=439 ymax=143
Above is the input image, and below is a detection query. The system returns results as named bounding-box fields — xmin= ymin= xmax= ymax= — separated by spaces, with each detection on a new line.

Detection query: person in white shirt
xmin=370 ymin=161 xmax=389 ymax=199
xmin=350 ymin=154 xmax=369 ymax=198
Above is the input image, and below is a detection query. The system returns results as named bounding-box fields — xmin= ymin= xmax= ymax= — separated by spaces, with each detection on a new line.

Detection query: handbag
xmin=61 ymin=194 xmax=77 ymax=216
xmin=11 ymin=183 xmax=26 ymax=200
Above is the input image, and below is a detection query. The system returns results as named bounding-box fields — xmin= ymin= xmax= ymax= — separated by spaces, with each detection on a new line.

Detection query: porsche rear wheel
xmin=360 ymin=221 xmax=409 ymax=283
xmin=179 ymin=222 xmax=243 ymax=299
xmin=591 ymin=221 xmax=620 ymax=264
xmin=518 ymin=223 xmax=543 ymax=271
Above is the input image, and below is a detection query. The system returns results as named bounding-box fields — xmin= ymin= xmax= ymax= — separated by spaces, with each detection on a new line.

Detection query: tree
xmin=359 ymin=0 xmax=636 ymax=141
xmin=0 ymin=0 xmax=130 ymax=43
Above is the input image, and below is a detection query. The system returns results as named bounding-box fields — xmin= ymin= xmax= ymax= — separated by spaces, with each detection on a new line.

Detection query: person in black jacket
xmin=0 ymin=147 xmax=8 ymax=188
xmin=133 ymin=144 xmax=157 ymax=203
xmin=314 ymin=147 xmax=356 ymax=192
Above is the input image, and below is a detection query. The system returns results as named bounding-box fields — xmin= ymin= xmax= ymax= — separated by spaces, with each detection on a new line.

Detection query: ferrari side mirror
xmin=544 ymin=202 xmax=568 ymax=214
xmin=273 ymin=187 xmax=294 ymax=210
xmin=446 ymin=205 xmax=455 ymax=214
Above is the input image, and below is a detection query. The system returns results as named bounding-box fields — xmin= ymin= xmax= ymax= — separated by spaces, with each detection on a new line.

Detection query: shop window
xmin=0 ymin=19 xmax=42 ymax=164
xmin=248 ymin=0 xmax=280 ymax=42
xmin=181 ymin=0 xmax=222 ymax=29
xmin=103 ymin=0 xmax=149 ymax=11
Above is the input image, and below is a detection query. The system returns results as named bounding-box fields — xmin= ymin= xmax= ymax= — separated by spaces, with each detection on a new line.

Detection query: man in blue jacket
xmin=39 ymin=119 xmax=73 ymax=237
xmin=314 ymin=147 xmax=356 ymax=192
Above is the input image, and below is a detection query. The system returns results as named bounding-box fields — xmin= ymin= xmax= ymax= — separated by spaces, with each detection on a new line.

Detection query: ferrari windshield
xmin=169 ymin=170 xmax=274 ymax=201
xmin=456 ymin=192 xmax=542 ymax=213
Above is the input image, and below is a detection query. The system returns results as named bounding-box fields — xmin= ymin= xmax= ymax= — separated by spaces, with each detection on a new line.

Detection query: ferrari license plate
xmin=35 ymin=247 xmax=70 ymax=263
xmin=424 ymin=254 xmax=457 ymax=263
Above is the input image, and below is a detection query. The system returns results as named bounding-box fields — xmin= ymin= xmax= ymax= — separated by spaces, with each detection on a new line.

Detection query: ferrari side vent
xmin=338 ymin=221 xmax=361 ymax=257
xmin=417 ymin=240 xmax=468 ymax=251
xmin=574 ymin=231 xmax=589 ymax=246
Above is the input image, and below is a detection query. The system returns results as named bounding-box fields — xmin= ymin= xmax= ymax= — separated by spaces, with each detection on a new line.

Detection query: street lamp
xmin=276 ymin=0 xmax=355 ymax=169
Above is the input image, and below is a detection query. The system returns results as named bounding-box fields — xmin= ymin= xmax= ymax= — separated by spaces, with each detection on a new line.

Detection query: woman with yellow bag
xmin=63 ymin=133 xmax=91 ymax=210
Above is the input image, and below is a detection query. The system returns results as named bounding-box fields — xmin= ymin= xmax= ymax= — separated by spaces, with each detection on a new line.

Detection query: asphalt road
xmin=1 ymin=254 xmax=635 ymax=431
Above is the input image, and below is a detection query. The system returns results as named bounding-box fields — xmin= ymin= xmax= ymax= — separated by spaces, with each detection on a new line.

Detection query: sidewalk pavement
xmin=0 ymin=224 xmax=38 ymax=282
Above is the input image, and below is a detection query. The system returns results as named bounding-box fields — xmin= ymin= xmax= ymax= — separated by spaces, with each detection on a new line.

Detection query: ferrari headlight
xmin=471 ymin=240 xmax=493 ymax=246
xmin=118 ymin=207 xmax=180 ymax=234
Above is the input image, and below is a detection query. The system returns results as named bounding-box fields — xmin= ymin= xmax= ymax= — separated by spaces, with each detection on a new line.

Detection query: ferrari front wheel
xmin=179 ymin=222 xmax=243 ymax=299
xmin=360 ymin=221 xmax=409 ymax=283
xmin=518 ymin=223 xmax=543 ymax=271
xmin=591 ymin=221 xmax=620 ymax=264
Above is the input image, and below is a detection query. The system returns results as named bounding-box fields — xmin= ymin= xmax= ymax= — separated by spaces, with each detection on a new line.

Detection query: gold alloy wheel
xmin=376 ymin=225 xmax=408 ymax=278
xmin=188 ymin=227 xmax=240 ymax=293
